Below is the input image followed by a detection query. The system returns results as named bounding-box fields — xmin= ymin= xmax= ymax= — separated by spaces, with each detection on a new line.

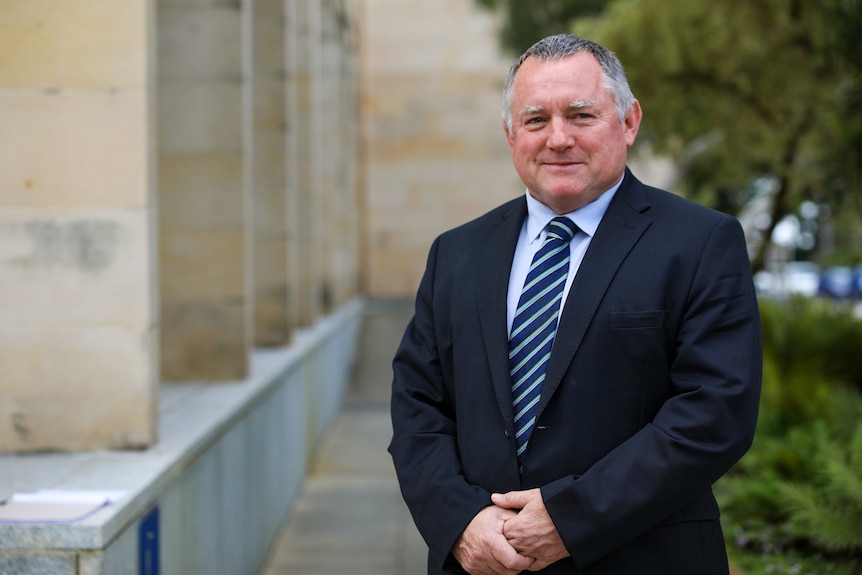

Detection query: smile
xmin=542 ymin=162 xmax=582 ymax=169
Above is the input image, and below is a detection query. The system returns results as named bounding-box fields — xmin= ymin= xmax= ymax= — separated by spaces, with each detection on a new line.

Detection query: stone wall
xmin=0 ymin=0 xmax=360 ymax=453
xmin=0 ymin=0 xmax=514 ymax=452
xmin=0 ymin=301 xmax=363 ymax=575
xmin=357 ymin=0 xmax=522 ymax=297
xmin=0 ymin=0 xmax=159 ymax=453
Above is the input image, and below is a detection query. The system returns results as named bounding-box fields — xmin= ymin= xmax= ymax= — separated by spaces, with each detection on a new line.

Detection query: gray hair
xmin=502 ymin=34 xmax=635 ymax=135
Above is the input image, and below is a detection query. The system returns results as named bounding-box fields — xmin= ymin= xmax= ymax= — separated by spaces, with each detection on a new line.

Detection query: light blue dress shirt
xmin=507 ymin=176 xmax=623 ymax=335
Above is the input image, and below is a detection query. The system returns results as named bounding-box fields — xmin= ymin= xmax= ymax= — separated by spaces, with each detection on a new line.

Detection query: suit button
xmin=519 ymin=464 xmax=524 ymax=474
xmin=504 ymin=429 xmax=510 ymax=437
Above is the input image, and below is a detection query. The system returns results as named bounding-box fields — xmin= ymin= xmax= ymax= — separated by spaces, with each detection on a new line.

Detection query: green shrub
xmin=781 ymin=421 xmax=862 ymax=554
xmin=759 ymin=297 xmax=862 ymax=390
xmin=717 ymin=297 xmax=862 ymax=574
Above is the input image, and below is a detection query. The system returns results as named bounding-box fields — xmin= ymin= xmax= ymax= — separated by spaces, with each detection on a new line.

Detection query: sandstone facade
xmin=1 ymin=0 xmax=360 ymax=452
xmin=0 ymin=0 xmax=513 ymax=453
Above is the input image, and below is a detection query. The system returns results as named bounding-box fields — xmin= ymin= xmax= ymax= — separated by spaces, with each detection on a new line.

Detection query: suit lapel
xmin=539 ymin=173 xmax=653 ymax=411
xmin=475 ymin=198 xmax=527 ymax=430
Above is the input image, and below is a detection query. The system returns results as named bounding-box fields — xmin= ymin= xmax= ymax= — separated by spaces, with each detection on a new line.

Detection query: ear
xmin=503 ymin=119 xmax=515 ymax=149
xmin=623 ymin=99 xmax=642 ymax=147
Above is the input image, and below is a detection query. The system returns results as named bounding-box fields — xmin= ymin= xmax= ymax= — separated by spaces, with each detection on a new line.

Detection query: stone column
xmin=250 ymin=0 xmax=291 ymax=346
xmin=0 ymin=0 xmax=159 ymax=452
xmin=314 ymin=0 xmax=361 ymax=314
xmin=288 ymin=1 xmax=325 ymax=326
xmin=158 ymin=0 xmax=252 ymax=380
xmin=329 ymin=2 xmax=361 ymax=308
xmin=284 ymin=2 xmax=301 ymax=335
xmin=318 ymin=2 xmax=338 ymax=313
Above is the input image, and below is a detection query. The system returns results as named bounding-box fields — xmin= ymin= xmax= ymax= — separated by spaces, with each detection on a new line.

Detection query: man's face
xmin=505 ymin=52 xmax=641 ymax=215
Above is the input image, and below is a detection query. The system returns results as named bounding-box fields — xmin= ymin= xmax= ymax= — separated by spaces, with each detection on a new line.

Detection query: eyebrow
xmin=518 ymin=100 xmax=597 ymax=117
xmin=519 ymin=104 xmax=545 ymax=116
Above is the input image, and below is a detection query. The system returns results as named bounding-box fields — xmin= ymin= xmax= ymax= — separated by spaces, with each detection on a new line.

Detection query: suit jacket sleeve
xmin=388 ymin=236 xmax=494 ymax=572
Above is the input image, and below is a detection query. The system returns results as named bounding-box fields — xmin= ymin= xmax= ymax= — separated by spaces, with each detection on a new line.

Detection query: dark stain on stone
xmin=20 ymin=220 xmax=120 ymax=271
xmin=12 ymin=412 xmax=30 ymax=442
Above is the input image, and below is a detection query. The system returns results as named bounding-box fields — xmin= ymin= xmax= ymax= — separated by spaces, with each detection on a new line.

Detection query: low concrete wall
xmin=0 ymin=299 xmax=364 ymax=575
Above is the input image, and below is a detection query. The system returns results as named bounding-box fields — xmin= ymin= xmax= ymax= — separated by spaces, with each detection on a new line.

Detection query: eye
xmin=525 ymin=116 xmax=545 ymax=125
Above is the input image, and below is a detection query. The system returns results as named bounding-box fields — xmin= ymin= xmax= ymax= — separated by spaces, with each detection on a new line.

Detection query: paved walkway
xmin=259 ymin=301 xmax=427 ymax=575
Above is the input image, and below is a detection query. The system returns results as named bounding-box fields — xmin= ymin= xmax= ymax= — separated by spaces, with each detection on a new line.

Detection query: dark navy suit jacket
xmin=389 ymin=170 xmax=762 ymax=574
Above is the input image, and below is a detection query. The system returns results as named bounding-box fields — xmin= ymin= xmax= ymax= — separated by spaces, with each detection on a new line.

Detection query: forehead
xmin=512 ymin=52 xmax=609 ymax=105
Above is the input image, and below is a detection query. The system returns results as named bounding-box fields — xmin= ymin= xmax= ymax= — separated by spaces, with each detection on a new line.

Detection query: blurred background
xmin=1 ymin=0 xmax=860 ymax=574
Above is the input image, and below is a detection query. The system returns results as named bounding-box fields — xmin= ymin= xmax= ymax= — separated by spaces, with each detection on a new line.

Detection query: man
xmin=389 ymin=34 xmax=761 ymax=575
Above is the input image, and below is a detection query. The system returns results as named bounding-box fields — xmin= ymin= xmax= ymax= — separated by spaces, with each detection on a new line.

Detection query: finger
xmin=489 ymin=534 xmax=534 ymax=573
xmin=491 ymin=489 xmax=535 ymax=510
xmin=454 ymin=506 xmax=531 ymax=575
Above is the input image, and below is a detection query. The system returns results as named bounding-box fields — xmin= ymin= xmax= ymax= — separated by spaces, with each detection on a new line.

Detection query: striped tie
xmin=509 ymin=216 xmax=577 ymax=461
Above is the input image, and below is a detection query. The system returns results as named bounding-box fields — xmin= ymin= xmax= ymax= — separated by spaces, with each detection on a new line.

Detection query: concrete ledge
xmin=0 ymin=298 xmax=364 ymax=575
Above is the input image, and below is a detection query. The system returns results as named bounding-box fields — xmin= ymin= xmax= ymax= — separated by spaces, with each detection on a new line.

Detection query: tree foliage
xmin=576 ymin=0 xmax=861 ymax=269
xmin=477 ymin=0 xmax=862 ymax=270
xmin=814 ymin=0 xmax=862 ymax=205
xmin=474 ymin=0 xmax=609 ymax=55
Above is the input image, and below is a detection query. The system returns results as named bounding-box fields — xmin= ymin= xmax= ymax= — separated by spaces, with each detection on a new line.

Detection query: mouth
xmin=542 ymin=161 xmax=582 ymax=170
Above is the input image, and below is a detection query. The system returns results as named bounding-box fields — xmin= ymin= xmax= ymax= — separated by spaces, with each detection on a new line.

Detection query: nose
xmin=546 ymin=117 xmax=575 ymax=151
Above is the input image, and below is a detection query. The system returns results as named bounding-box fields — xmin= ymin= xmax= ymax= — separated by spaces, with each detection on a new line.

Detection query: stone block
xmin=157 ymin=154 xmax=244 ymax=229
xmin=157 ymin=4 xmax=241 ymax=81
xmin=0 ymin=325 xmax=157 ymax=452
xmin=0 ymin=552 xmax=76 ymax=575
xmin=252 ymin=134 xmax=287 ymax=230
xmin=254 ymin=238 xmax=288 ymax=346
xmin=78 ymin=524 xmax=137 ymax=575
xmin=0 ymin=0 xmax=149 ymax=90
xmin=254 ymin=286 xmax=289 ymax=347
xmin=0 ymin=209 xmax=155 ymax=326
xmin=160 ymin=300 xmax=249 ymax=381
xmin=252 ymin=17 xmax=286 ymax=78
xmin=160 ymin=228 xmax=246 ymax=303
xmin=157 ymin=83 xmax=242 ymax=154
xmin=362 ymin=0 xmax=507 ymax=75
xmin=253 ymin=172 xmax=288 ymax=229
xmin=0 ymin=91 xmax=151 ymax=208
xmin=252 ymin=79 xmax=287 ymax=133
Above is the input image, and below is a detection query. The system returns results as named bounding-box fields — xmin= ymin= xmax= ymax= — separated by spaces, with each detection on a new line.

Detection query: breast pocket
xmin=609 ymin=310 xmax=668 ymax=329
xmin=609 ymin=310 xmax=669 ymax=360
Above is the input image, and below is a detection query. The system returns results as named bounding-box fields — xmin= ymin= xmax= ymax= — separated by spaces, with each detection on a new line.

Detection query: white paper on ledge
xmin=0 ymin=490 xmax=130 ymax=524
xmin=10 ymin=489 xmax=129 ymax=505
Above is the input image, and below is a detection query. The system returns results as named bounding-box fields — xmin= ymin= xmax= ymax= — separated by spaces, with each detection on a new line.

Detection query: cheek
xmin=511 ymin=141 xmax=538 ymax=166
xmin=589 ymin=133 xmax=627 ymax=163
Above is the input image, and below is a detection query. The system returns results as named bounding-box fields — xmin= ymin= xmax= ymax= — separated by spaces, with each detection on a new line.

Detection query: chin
xmin=543 ymin=188 xmax=599 ymax=213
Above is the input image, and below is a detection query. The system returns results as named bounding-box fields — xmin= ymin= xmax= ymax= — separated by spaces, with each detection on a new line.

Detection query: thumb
xmin=491 ymin=490 xmax=531 ymax=510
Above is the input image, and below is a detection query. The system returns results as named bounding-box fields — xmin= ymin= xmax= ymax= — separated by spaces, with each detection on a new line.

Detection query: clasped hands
xmin=452 ymin=488 xmax=570 ymax=575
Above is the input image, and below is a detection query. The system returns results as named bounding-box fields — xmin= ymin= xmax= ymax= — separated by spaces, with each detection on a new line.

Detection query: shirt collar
xmin=524 ymin=174 xmax=624 ymax=244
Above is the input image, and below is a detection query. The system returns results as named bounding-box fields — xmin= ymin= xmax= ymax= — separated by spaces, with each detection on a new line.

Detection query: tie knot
xmin=546 ymin=217 xmax=577 ymax=243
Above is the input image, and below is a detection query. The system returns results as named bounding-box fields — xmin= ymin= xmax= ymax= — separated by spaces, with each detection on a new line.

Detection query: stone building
xmin=2 ymin=0 xmax=360 ymax=454
xmin=1 ymin=0 xmax=515 ymax=572
xmin=1 ymin=0 xmax=518 ymax=454
xmin=359 ymin=0 xmax=520 ymax=297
